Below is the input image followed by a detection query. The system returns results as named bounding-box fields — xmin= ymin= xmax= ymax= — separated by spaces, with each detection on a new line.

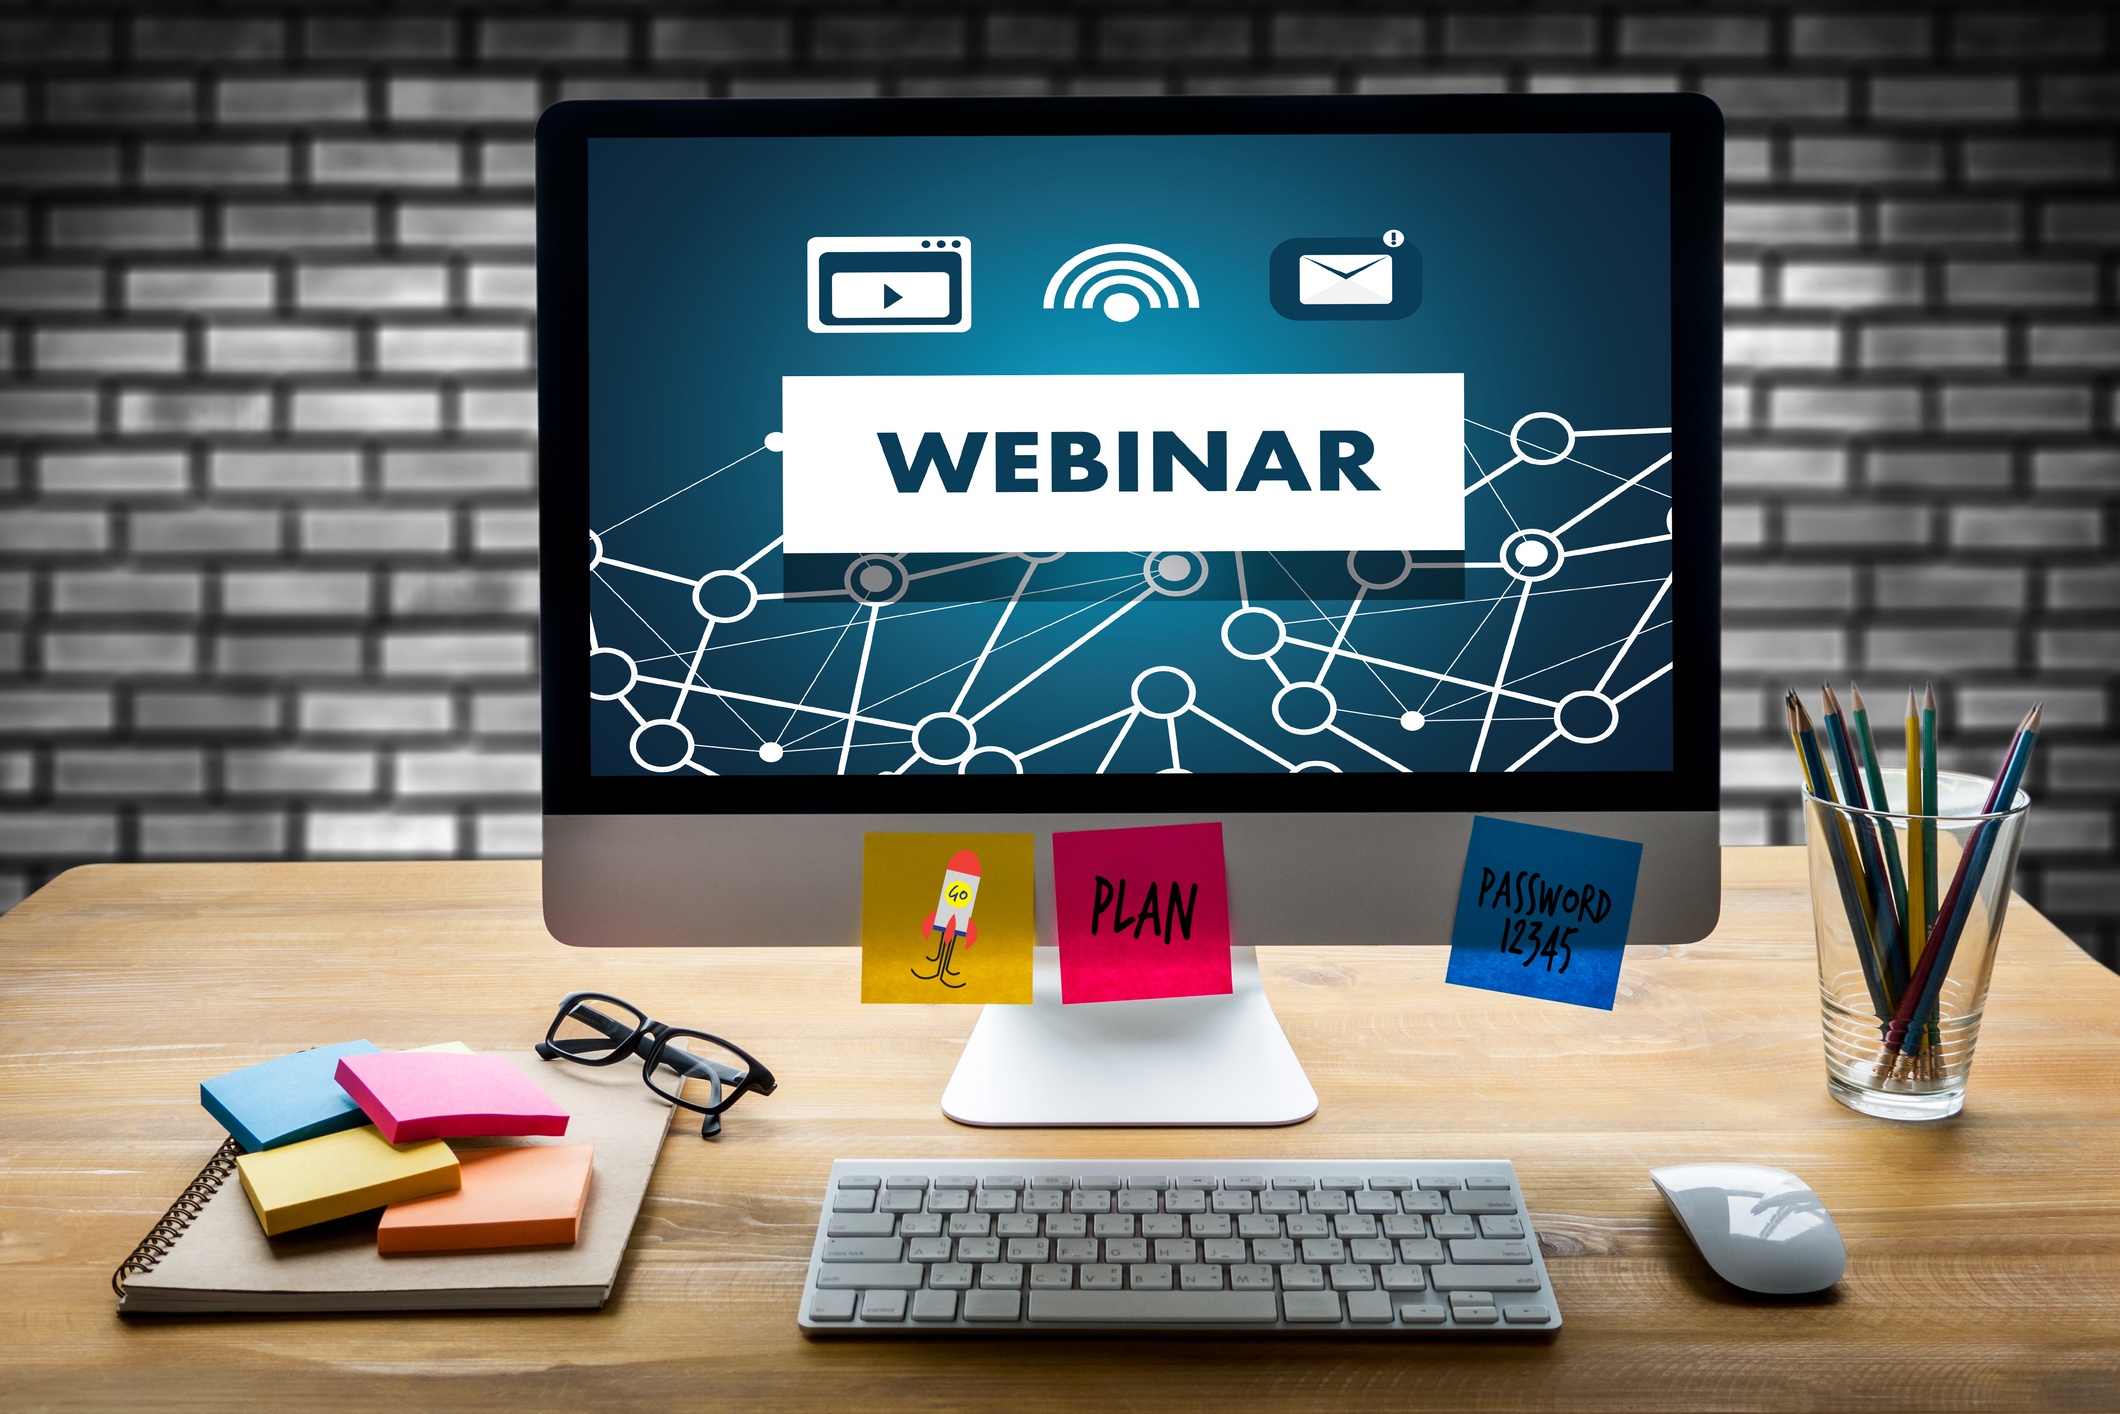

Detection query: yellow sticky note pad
xmin=235 ymin=1124 xmax=460 ymax=1237
xmin=862 ymin=833 xmax=1033 ymax=1004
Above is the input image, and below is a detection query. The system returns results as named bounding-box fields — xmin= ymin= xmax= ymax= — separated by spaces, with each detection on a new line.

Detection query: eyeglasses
xmin=535 ymin=991 xmax=776 ymax=1138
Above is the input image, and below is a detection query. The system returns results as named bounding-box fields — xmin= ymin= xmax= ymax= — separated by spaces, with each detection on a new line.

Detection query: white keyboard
xmin=798 ymin=1159 xmax=1560 ymax=1334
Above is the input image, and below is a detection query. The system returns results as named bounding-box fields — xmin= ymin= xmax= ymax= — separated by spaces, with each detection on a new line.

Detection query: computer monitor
xmin=536 ymin=94 xmax=1723 ymax=1124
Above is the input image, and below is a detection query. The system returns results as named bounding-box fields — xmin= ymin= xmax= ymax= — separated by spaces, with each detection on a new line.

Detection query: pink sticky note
xmin=1053 ymin=822 xmax=1233 ymax=1004
xmin=335 ymin=1052 xmax=570 ymax=1144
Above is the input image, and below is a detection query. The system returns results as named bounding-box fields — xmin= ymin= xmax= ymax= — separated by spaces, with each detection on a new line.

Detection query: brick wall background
xmin=1 ymin=1 xmax=2115 ymax=967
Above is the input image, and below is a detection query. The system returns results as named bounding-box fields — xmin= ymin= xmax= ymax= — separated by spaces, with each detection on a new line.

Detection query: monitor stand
xmin=940 ymin=947 xmax=1318 ymax=1127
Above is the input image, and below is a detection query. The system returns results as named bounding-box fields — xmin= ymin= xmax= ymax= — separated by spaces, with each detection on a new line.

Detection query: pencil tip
xmin=1820 ymin=681 xmax=1842 ymax=712
xmin=1906 ymin=685 xmax=1918 ymax=712
xmin=1924 ymin=681 xmax=1937 ymax=710
xmin=1851 ymin=681 xmax=1867 ymax=711
xmin=2026 ymin=703 xmax=2043 ymax=733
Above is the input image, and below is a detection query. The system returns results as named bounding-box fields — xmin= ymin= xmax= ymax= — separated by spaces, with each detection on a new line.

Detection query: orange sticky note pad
xmin=335 ymin=1051 xmax=570 ymax=1144
xmin=377 ymin=1143 xmax=595 ymax=1253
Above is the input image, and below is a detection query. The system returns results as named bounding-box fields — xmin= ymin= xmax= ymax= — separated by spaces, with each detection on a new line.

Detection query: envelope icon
xmin=1298 ymin=254 xmax=1393 ymax=305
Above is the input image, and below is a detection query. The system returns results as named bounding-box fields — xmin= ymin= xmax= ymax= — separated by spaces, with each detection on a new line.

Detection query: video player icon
xmin=808 ymin=236 xmax=972 ymax=334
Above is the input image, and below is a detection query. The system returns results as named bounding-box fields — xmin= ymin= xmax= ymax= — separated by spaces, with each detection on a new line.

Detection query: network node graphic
xmin=588 ymin=411 xmax=1675 ymax=777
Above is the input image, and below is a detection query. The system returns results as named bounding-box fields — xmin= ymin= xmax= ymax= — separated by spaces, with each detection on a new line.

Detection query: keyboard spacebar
xmin=1029 ymin=1291 xmax=1280 ymax=1323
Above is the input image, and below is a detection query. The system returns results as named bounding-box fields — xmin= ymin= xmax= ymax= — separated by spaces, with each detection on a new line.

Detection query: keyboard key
xmin=963 ymin=1290 xmax=1022 ymax=1322
xmin=979 ymin=1263 xmax=1023 ymax=1289
xmin=1347 ymin=1290 xmax=1394 ymax=1323
xmin=906 ymin=1237 xmax=952 ymax=1262
xmin=1401 ymin=1191 xmax=1445 ymax=1215
xmin=1272 ymin=1177 xmax=1315 ymax=1191
xmin=1380 ymin=1264 xmax=1426 ymax=1291
xmin=1030 ymin=1264 xmax=1074 ymax=1289
xmin=1225 ymin=1175 xmax=1267 ymax=1191
xmin=1079 ymin=1264 xmax=1122 ymax=1290
xmin=1480 ymin=1215 xmax=1526 ymax=1239
xmin=933 ymin=1175 xmax=977 ymax=1189
xmin=1349 ymin=1238 xmax=1396 ymax=1264
xmin=815 ymin=1264 xmax=923 ymax=1290
xmin=1398 ymin=1238 xmax=1445 ymax=1264
xmin=1330 ymin=1264 xmax=1375 ymax=1290
xmin=1447 ymin=1290 xmax=1491 ymax=1307
xmin=1369 ymin=1177 xmax=1413 ymax=1191
xmin=860 ymin=1290 xmax=907 ymax=1322
xmin=1259 ymin=1191 xmax=1303 ymax=1214
xmin=1280 ymin=1263 xmax=1324 ymax=1290
xmin=1466 ymin=1176 xmax=1514 ymax=1190
xmin=1417 ymin=1178 xmax=1460 ymax=1190
xmin=1179 ymin=1264 xmax=1224 ymax=1290
xmin=927 ymin=1189 xmax=971 ymax=1213
xmin=1202 ymin=1238 xmax=1246 ymax=1264
xmin=1129 ymin=1263 xmax=1173 ymax=1290
xmin=1353 ymin=1191 xmax=1399 ymax=1214
xmin=1126 ymin=1176 xmax=1169 ymax=1190
xmin=1106 ymin=1238 xmax=1148 ymax=1263
xmin=1287 ymin=1214 xmax=1329 ymax=1239
xmin=1320 ymin=1176 xmax=1363 ymax=1191
xmin=1165 ymin=1190 xmax=1207 ymax=1214
xmin=1046 ymin=1213 xmax=1087 ymax=1239
xmin=1504 ymin=1303 xmax=1554 ymax=1324
xmin=947 ymin=1213 xmax=991 ymax=1237
xmin=1031 ymin=1175 xmax=1073 ymax=1190
xmin=1430 ymin=1265 xmax=1543 ymax=1292
xmin=1022 ymin=1190 xmax=1063 ymax=1213
xmin=1079 ymin=1175 xmax=1122 ymax=1190
xmin=1431 ymin=1215 xmax=1478 ymax=1240
xmin=1453 ymin=1305 xmax=1500 ymax=1324
xmin=1117 ymin=1191 xmax=1160 ymax=1213
xmin=1333 ymin=1213 xmax=1377 ymax=1239
xmin=1056 ymin=1238 xmax=1098 ymax=1263
xmin=910 ymin=1289 xmax=957 ymax=1321
xmin=1142 ymin=1214 xmax=1185 ymax=1238
xmin=957 ymin=1237 xmax=1000 ymax=1262
xmin=808 ymin=1289 xmax=857 ymax=1321
xmin=827 ymin=1213 xmax=896 ymax=1238
xmin=837 ymin=1175 xmax=881 ymax=1189
xmin=1212 ymin=1191 xmax=1254 ymax=1213
xmin=1069 ymin=1189 xmax=1113 ymax=1214
xmin=823 ymin=1238 xmax=903 ymax=1263
xmin=985 ymin=1175 xmax=1026 ymax=1190
xmin=1305 ymin=1191 xmax=1351 ymax=1215
xmin=1189 ymin=1213 xmax=1233 ymax=1239
xmin=975 ymin=1190 xmax=1017 ymax=1212
xmin=1397 ymin=1299 xmax=1449 ymax=1324
xmin=1449 ymin=1190 xmax=1518 ymax=1214
xmin=1238 ymin=1214 xmax=1281 ymax=1240
xmin=1383 ymin=1214 xmax=1428 ymax=1239
xmin=927 ymin=1263 xmax=972 ymax=1289
xmin=1449 ymin=1238 xmax=1533 ymax=1265
xmin=1028 ymin=1291 xmax=1278 ymax=1323
xmin=831 ymin=1190 xmax=877 ymax=1212
xmin=1230 ymin=1264 xmax=1274 ymax=1290
xmin=1007 ymin=1238 xmax=1049 ymax=1263
xmin=879 ymin=1189 xmax=925 ymax=1213
xmin=1251 ymin=1238 xmax=1295 ymax=1264
xmin=996 ymin=1213 xmax=1039 ymax=1237
xmin=882 ymin=1175 xmax=927 ymax=1189
xmin=1282 ymin=1292 xmax=1342 ymax=1322
xmin=1176 ymin=1175 xmax=1218 ymax=1189
xmin=1094 ymin=1214 xmax=1136 ymax=1238
xmin=1300 ymin=1237 xmax=1345 ymax=1265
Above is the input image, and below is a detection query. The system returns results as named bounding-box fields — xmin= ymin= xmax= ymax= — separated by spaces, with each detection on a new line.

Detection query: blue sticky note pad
xmin=1443 ymin=818 xmax=1643 ymax=1011
xmin=199 ymin=1040 xmax=380 ymax=1152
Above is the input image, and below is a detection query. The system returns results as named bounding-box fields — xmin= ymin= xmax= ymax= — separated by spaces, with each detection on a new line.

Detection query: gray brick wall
xmin=1 ymin=2 xmax=2116 ymax=969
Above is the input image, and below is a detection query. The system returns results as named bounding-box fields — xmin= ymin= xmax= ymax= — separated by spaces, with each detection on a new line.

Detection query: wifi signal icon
xmin=1042 ymin=243 xmax=1201 ymax=323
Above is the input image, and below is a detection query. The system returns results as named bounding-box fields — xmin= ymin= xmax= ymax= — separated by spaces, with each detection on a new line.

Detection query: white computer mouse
xmin=1649 ymin=1163 xmax=1847 ymax=1295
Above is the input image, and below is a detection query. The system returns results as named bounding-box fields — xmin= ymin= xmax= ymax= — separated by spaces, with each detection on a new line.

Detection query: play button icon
xmin=826 ymin=270 xmax=954 ymax=321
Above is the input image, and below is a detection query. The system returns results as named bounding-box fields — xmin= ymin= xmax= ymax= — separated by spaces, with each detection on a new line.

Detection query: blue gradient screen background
xmin=586 ymin=133 xmax=1675 ymax=779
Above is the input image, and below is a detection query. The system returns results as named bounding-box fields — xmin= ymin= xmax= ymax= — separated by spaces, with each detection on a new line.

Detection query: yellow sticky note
xmin=235 ymin=1124 xmax=460 ymax=1237
xmin=862 ymin=833 xmax=1033 ymax=1004
xmin=409 ymin=1041 xmax=475 ymax=1054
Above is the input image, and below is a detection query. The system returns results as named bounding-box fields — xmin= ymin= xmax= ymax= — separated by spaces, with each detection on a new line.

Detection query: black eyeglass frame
xmin=535 ymin=990 xmax=777 ymax=1138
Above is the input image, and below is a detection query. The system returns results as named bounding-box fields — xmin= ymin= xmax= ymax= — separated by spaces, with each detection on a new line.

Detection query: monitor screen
xmin=541 ymin=97 xmax=1720 ymax=821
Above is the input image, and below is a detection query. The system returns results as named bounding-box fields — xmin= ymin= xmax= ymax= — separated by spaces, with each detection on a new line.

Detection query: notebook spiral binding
xmin=112 ymin=1136 xmax=243 ymax=1297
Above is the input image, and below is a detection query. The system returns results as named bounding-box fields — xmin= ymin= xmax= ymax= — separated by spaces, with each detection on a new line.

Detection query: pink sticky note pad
xmin=1053 ymin=822 xmax=1233 ymax=1004
xmin=334 ymin=1052 xmax=570 ymax=1144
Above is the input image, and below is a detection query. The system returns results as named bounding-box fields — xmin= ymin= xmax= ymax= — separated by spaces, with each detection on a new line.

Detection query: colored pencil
xmin=1880 ymin=704 xmax=2041 ymax=1067
xmin=1921 ymin=682 xmax=1939 ymax=937
xmin=1903 ymin=687 xmax=1925 ymax=969
xmin=1821 ymin=683 xmax=1905 ymax=999
xmin=1851 ymin=683 xmax=1910 ymax=964
xmin=1791 ymin=692 xmax=1889 ymax=1026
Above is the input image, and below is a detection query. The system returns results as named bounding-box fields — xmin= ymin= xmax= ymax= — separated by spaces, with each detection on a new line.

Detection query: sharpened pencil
xmin=1822 ymin=683 xmax=1904 ymax=1002
xmin=1904 ymin=687 xmax=1926 ymax=972
xmin=1792 ymin=691 xmax=1890 ymax=1026
xmin=1851 ymin=683 xmax=1910 ymax=968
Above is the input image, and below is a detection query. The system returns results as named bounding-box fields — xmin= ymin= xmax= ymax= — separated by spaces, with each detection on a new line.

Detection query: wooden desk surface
xmin=4 ymin=848 xmax=2118 ymax=1412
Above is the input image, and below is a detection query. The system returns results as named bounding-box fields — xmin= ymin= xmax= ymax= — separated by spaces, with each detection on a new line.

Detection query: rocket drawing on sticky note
xmin=912 ymin=850 xmax=980 ymax=989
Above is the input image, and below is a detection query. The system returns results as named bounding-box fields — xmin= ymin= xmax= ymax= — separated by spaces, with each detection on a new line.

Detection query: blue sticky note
xmin=1443 ymin=818 xmax=1642 ymax=1011
xmin=199 ymin=1040 xmax=380 ymax=1152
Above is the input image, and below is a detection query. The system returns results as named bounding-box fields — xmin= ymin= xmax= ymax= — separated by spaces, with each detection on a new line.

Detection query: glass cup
xmin=1804 ymin=769 xmax=2030 ymax=1122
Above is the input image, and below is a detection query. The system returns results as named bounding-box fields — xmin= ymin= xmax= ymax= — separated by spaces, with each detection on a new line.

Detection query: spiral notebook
xmin=115 ymin=1053 xmax=674 ymax=1314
